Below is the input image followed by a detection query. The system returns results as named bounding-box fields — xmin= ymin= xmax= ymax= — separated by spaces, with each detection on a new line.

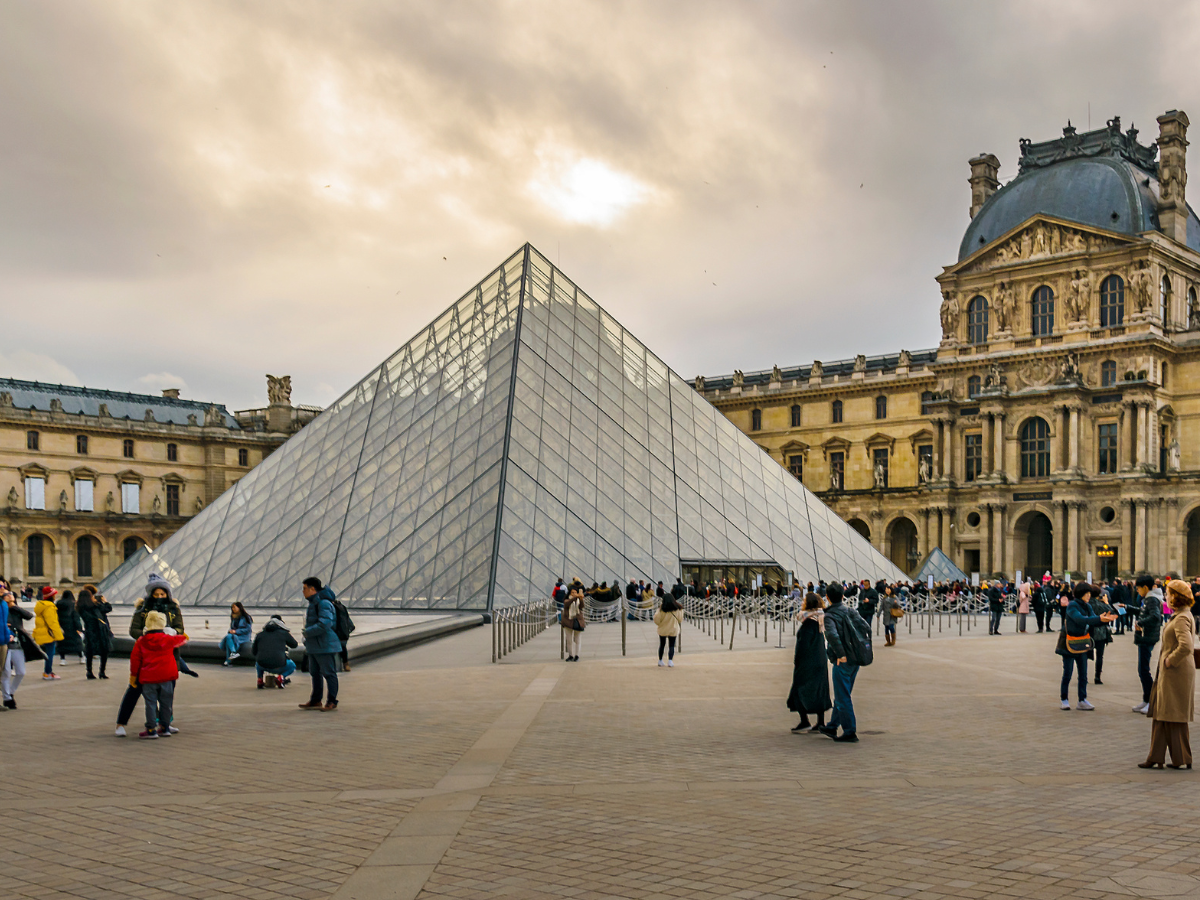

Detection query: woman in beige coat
xmin=1140 ymin=580 xmax=1196 ymax=770
xmin=653 ymin=596 xmax=684 ymax=667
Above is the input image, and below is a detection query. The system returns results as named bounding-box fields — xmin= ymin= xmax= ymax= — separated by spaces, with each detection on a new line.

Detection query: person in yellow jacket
xmin=33 ymin=586 xmax=65 ymax=680
xmin=653 ymin=595 xmax=684 ymax=667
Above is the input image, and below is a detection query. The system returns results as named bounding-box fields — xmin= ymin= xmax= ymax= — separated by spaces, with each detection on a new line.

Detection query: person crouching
xmin=129 ymin=610 xmax=188 ymax=740
xmin=253 ymin=615 xmax=298 ymax=688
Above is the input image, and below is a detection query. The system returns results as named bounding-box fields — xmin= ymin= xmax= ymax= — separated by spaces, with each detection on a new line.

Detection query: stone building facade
xmin=701 ymin=111 xmax=1200 ymax=581
xmin=0 ymin=375 xmax=318 ymax=590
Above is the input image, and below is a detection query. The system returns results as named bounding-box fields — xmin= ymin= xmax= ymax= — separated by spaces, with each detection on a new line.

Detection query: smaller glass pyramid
xmin=912 ymin=547 xmax=969 ymax=584
xmin=99 ymin=245 xmax=906 ymax=609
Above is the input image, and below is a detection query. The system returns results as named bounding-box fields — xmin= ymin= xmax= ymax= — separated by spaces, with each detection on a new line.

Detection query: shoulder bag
xmin=1065 ymin=633 xmax=1094 ymax=655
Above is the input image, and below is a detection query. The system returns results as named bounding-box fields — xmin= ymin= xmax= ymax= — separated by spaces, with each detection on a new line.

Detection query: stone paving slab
xmin=3 ymin=617 xmax=1198 ymax=900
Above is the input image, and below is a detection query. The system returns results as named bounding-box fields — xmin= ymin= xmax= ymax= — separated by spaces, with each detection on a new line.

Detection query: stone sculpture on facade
xmin=1130 ymin=262 xmax=1152 ymax=313
xmin=6 ymin=486 xmax=17 ymax=509
xmin=267 ymin=374 xmax=292 ymax=405
xmin=59 ymin=490 xmax=68 ymax=511
xmin=810 ymin=360 xmax=822 ymax=378
xmin=897 ymin=349 xmax=912 ymax=369
xmin=1066 ymin=269 xmax=1091 ymax=322
xmin=917 ymin=453 xmax=931 ymax=484
xmin=731 ymin=370 xmax=744 ymax=388
xmin=939 ymin=291 xmax=959 ymax=337
xmin=153 ymin=494 xmax=162 ymax=514
xmin=852 ymin=354 xmax=867 ymax=374
xmin=873 ymin=458 xmax=887 ymax=489
xmin=693 ymin=375 xmax=705 ymax=392
xmin=105 ymin=491 xmax=115 ymax=512
xmin=993 ymin=282 xmax=1014 ymax=333
xmin=771 ymin=365 xmax=783 ymax=383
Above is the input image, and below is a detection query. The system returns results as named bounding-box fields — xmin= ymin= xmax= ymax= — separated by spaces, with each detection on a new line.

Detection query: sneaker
xmin=1060 ymin=700 xmax=1071 ymax=710
xmin=166 ymin=725 xmax=179 ymax=734
xmin=257 ymin=679 xmax=265 ymax=689
xmin=222 ymin=660 xmax=231 ymax=667
xmin=42 ymin=673 xmax=60 ymax=680
xmin=343 ymin=663 xmax=351 ymax=672
xmin=228 ymin=652 xmax=240 ymax=661
xmin=2 ymin=698 xmax=15 ymax=710
xmin=156 ymin=727 xmax=171 ymax=737
xmin=138 ymin=730 xmax=158 ymax=739
xmin=658 ymin=660 xmax=665 ymax=667
xmin=1077 ymin=700 xmax=1095 ymax=711
xmin=791 ymin=722 xmax=809 ymax=733
xmin=817 ymin=725 xmax=838 ymax=738
xmin=667 ymin=660 xmax=674 ymax=667
xmin=833 ymin=732 xmax=860 ymax=743
xmin=1132 ymin=702 xmax=1149 ymax=714
xmin=115 ymin=725 xmax=126 ymax=737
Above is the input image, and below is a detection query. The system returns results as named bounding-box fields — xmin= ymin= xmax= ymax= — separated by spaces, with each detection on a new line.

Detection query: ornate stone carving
xmin=59 ymin=490 xmax=68 ymax=511
xmin=873 ymin=458 xmax=887 ymax=489
xmin=203 ymin=405 xmax=225 ymax=427
xmin=144 ymin=409 xmax=155 ymax=422
xmin=1065 ymin=269 xmax=1091 ymax=322
xmin=1169 ymin=440 xmax=1181 ymax=471
xmin=1130 ymin=261 xmax=1152 ymax=312
xmin=731 ymin=370 xmax=744 ymax=388
xmin=917 ymin=454 xmax=931 ymax=484
xmin=853 ymin=354 xmax=867 ymax=374
xmin=939 ymin=291 xmax=959 ymax=336
xmin=267 ymin=374 xmax=292 ymax=405
xmin=965 ymin=221 xmax=1123 ymax=272
xmin=152 ymin=494 xmax=162 ymax=514
xmin=6 ymin=486 xmax=17 ymax=508
xmin=1058 ymin=350 xmax=1081 ymax=382
xmin=693 ymin=375 xmax=705 ymax=392
xmin=49 ymin=398 xmax=63 ymax=413
xmin=897 ymin=349 xmax=911 ymax=369
xmin=195 ymin=496 xmax=204 ymax=513
xmin=105 ymin=491 xmax=115 ymax=512
xmin=97 ymin=403 xmax=110 ymax=418
xmin=810 ymin=360 xmax=822 ymax=379
xmin=771 ymin=365 xmax=783 ymax=383
xmin=993 ymin=281 xmax=1014 ymax=332
xmin=0 ymin=392 xmax=11 ymax=408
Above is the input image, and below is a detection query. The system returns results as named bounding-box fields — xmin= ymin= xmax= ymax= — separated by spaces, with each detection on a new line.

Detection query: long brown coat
xmin=1150 ymin=612 xmax=1196 ymax=724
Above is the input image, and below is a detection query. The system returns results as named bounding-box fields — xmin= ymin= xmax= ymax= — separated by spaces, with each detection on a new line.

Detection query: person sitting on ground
xmin=653 ymin=595 xmax=684 ymax=667
xmin=253 ymin=615 xmax=298 ymax=688
xmin=220 ymin=602 xmax=254 ymax=666
xmin=129 ymin=610 xmax=189 ymax=740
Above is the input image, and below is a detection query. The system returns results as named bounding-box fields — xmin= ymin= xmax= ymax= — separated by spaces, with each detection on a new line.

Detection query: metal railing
xmin=492 ymin=597 xmax=556 ymax=663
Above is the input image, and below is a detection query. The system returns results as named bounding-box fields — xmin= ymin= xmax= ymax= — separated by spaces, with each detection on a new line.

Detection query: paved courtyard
xmin=4 ymin=613 xmax=1200 ymax=900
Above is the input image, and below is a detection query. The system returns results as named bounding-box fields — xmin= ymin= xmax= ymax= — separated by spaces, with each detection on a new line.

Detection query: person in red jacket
xmin=129 ymin=611 xmax=188 ymax=740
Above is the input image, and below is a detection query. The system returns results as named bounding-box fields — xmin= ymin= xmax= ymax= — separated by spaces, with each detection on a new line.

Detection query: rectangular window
xmin=238 ymin=448 xmax=249 ymax=466
xmin=788 ymin=454 xmax=803 ymax=481
xmin=829 ymin=451 xmax=844 ymax=490
xmin=76 ymin=435 xmax=89 ymax=455
xmin=872 ymin=447 xmax=889 ymax=488
xmin=166 ymin=483 xmax=180 ymax=516
xmin=75 ymin=479 xmax=94 ymax=512
xmin=831 ymin=401 xmax=843 ymax=424
xmin=121 ymin=482 xmax=140 ymax=514
xmin=76 ymin=538 xmax=93 ymax=578
xmin=27 ymin=431 xmax=39 ymax=451
xmin=1098 ymin=423 xmax=1118 ymax=474
xmin=24 ymin=476 xmax=45 ymax=510
xmin=27 ymin=535 xmax=44 ymax=578
xmin=964 ymin=434 xmax=983 ymax=482
xmin=167 ymin=443 xmax=178 ymax=462
xmin=123 ymin=439 xmax=135 ymax=459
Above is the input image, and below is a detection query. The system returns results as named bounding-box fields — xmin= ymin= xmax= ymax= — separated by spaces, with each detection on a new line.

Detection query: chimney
xmin=1157 ymin=110 xmax=1190 ymax=244
xmin=968 ymin=153 xmax=1001 ymax=219
xmin=161 ymin=388 xmax=180 ymax=399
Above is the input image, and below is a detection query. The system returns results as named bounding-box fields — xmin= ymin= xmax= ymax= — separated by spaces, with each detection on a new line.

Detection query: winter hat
xmin=145 ymin=573 xmax=174 ymax=601
xmin=143 ymin=610 xmax=167 ymax=632
xmin=41 ymin=586 xmax=57 ymax=601
xmin=1166 ymin=580 xmax=1194 ymax=609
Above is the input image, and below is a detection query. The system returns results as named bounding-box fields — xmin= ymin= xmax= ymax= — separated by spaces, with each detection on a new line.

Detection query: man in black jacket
xmin=987 ymin=582 xmax=1004 ymax=635
xmin=253 ymin=616 xmax=299 ymax=688
xmin=817 ymin=584 xmax=871 ymax=743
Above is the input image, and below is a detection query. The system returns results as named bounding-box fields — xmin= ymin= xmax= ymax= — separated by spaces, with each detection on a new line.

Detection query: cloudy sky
xmin=4 ymin=1 xmax=1200 ymax=410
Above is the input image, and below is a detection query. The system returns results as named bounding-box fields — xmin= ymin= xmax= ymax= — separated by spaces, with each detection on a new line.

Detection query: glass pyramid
xmin=99 ymin=245 xmax=906 ymax=610
xmin=912 ymin=547 xmax=968 ymax=584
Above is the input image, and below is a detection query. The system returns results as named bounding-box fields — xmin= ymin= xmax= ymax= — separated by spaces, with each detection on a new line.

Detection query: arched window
xmin=1101 ymin=360 xmax=1117 ymax=387
xmin=751 ymin=408 xmax=762 ymax=431
xmin=875 ymin=395 xmax=887 ymax=420
xmin=790 ymin=404 xmax=802 ymax=428
xmin=1019 ymin=417 xmax=1051 ymax=479
xmin=967 ymin=375 xmax=981 ymax=397
xmin=27 ymin=534 xmax=45 ymax=578
xmin=123 ymin=536 xmax=144 ymax=561
xmin=1031 ymin=286 xmax=1054 ymax=336
xmin=1100 ymin=275 xmax=1124 ymax=327
xmin=831 ymin=399 xmax=843 ymax=424
xmin=967 ymin=296 xmax=989 ymax=344
xmin=1161 ymin=275 xmax=1172 ymax=325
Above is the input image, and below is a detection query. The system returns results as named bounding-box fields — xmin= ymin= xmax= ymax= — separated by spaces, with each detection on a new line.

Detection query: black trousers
xmin=1034 ymin=609 xmax=1046 ymax=632
xmin=308 ymin=652 xmax=339 ymax=704
xmin=658 ymin=635 xmax=676 ymax=660
xmin=1095 ymin=643 xmax=1106 ymax=678
xmin=1138 ymin=642 xmax=1154 ymax=703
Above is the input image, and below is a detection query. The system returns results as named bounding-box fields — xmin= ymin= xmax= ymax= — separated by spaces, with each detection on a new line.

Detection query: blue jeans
xmin=830 ymin=662 xmax=860 ymax=734
xmin=142 ymin=680 xmax=174 ymax=731
xmin=257 ymin=659 xmax=297 ymax=679
xmin=308 ymin=652 xmax=338 ymax=704
xmin=220 ymin=635 xmax=247 ymax=661
xmin=1061 ymin=653 xmax=1088 ymax=702
xmin=39 ymin=642 xmax=56 ymax=674
xmin=989 ymin=610 xmax=1002 ymax=633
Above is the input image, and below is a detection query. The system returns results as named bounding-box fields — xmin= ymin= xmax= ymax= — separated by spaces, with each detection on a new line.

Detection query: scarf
xmin=799 ymin=607 xmax=825 ymax=632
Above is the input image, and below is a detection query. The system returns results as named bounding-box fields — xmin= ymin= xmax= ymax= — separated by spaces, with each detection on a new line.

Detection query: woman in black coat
xmin=56 ymin=590 xmax=84 ymax=664
xmin=77 ymin=587 xmax=112 ymax=680
xmin=787 ymin=592 xmax=833 ymax=733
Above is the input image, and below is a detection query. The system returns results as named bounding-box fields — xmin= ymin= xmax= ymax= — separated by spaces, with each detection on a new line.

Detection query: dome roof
xmin=959 ymin=119 xmax=1200 ymax=260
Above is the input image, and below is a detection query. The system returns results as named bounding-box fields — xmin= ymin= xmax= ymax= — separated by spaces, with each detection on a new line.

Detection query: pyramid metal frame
xmin=99 ymin=245 xmax=906 ymax=610
xmin=912 ymin=547 xmax=969 ymax=584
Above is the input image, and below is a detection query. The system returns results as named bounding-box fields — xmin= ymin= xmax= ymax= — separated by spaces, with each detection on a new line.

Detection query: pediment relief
xmin=863 ymin=432 xmax=895 ymax=450
xmin=955 ymin=216 xmax=1134 ymax=275
xmin=780 ymin=439 xmax=810 ymax=455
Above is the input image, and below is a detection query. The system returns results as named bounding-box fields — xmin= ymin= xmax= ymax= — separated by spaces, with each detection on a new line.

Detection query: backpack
xmin=840 ymin=610 xmax=874 ymax=667
xmin=332 ymin=599 xmax=355 ymax=641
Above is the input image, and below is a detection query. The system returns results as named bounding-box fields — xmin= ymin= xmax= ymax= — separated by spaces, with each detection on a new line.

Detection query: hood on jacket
xmin=310 ymin=586 xmax=337 ymax=605
xmin=264 ymin=616 xmax=289 ymax=632
xmin=144 ymin=573 xmax=174 ymax=602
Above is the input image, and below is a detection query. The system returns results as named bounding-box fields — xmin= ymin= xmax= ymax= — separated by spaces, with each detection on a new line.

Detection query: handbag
xmin=890 ymin=607 xmax=904 ymax=618
xmin=1065 ymin=633 xmax=1094 ymax=655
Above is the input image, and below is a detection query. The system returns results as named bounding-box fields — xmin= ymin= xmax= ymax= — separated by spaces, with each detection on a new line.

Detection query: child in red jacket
xmin=130 ymin=610 xmax=188 ymax=740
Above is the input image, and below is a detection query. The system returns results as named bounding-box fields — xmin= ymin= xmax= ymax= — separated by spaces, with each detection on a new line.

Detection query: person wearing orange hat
xmin=32 ymin=586 xmax=64 ymax=680
xmin=1140 ymin=580 xmax=1196 ymax=770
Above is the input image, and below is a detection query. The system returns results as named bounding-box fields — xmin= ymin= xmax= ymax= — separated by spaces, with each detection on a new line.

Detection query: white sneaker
xmin=1060 ymin=700 xmax=1071 ymax=710
xmin=1132 ymin=702 xmax=1149 ymax=714
xmin=658 ymin=660 xmax=665 ymax=667
xmin=667 ymin=660 xmax=674 ymax=667
xmin=228 ymin=652 xmax=240 ymax=661
xmin=115 ymin=725 xmax=126 ymax=737
xmin=166 ymin=725 xmax=179 ymax=734
xmin=1077 ymin=700 xmax=1095 ymax=711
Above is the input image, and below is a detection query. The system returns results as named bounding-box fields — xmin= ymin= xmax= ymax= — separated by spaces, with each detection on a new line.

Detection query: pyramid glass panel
xmin=99 ymin=245 xmax=905 ymax=610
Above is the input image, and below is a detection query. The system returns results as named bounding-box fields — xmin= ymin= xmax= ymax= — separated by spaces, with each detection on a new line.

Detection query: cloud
xmin=528 ymin=152 xmax=655 ymax=226
xmin=0 ymin=350 xmax=81 ymax=386
xmin=136 ymin=372 xmax=189 ymax=393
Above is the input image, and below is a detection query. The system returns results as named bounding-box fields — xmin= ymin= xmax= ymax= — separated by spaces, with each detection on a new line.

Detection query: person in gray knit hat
xmin=114 ymin=574 xmax=195 ymax=736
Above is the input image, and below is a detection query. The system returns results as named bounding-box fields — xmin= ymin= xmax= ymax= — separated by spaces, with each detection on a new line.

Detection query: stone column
xmin=52 ymin=535 xmax=63 ymax=585
xmin=59 ymin=526 xmax=73 ymax=584
xmin=1067 ymin=502 xmax=1080 ymax=574
xmin=1167 ymin=498 xmax=1181 ymax=575
xmin=1120 ymin=500 xmax=1134 ymax=576
xmin=941 ymin=418 xmax=953 ymax=483
xmin=1137 ymin=403 xmax=1149 ymax=469
xmin=983 ymin=415 xmax=994 ymax=476
xmin=993 ymin=415 xmax=1006 ymax=481
xmin=5 ymin=524 xmax=18 ymax=583
xmin=920 ymin=508 xmax=931 ymax=557
xmin=1053 ymin=501 xmax=1066 ymax=575
xmin=1069 ymin=406 xmax=1081 ymax=472
xmin=1121 ymin=402 xmax=1135 ymax=471
xmin=932 ymin=420 xmax=943 ymax=480
xmin=942 ymin=507 xmax=955 ymax=559
xmin=993 ymin=504 xmax=1006 ymax=576
xmin=1135 ymin=499 xmax=1149 ymax=573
